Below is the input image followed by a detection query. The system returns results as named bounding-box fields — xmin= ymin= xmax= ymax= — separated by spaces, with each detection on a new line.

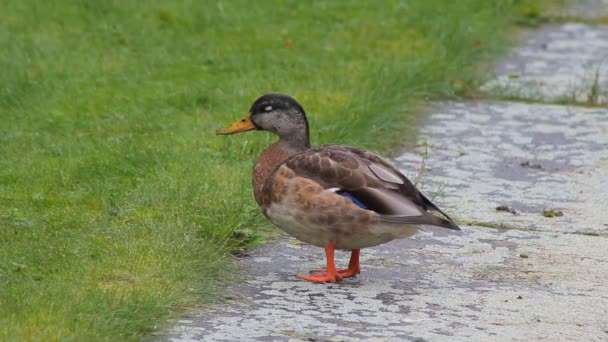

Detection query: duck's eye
xmin=264 ymin=105 xmax=273 ymax=112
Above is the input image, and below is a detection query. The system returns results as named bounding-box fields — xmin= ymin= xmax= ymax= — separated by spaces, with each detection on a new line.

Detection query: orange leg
xmin=338 ymin=249 xmax=360 ymax=278
xmin=297 ymin=243 xmax=341 ymax=283
xmin=297 ymin=246 xmax=361 ymax=283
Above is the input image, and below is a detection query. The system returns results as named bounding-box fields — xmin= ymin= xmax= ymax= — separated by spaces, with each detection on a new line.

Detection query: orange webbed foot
xmin=296 ymin=247 xmax=361 ymax=283
xmin=337 ymin=267 xmax=360 ymax=278
xmin=296 ymin=272 xmax=342 ymax=283
xmin=306 ymin=267 xmax=359 ymax=278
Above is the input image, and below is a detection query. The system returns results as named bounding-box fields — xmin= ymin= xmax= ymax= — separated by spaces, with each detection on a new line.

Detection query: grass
xmin=480 ymin=86 xmax=607 ymax=108
xmin=587 ymin=66 xmax=603 ymax=106
xmin=0 ymin=0 xmax=562 ymax=340
xmin=461 ymin=220 xmax=536 ymax=231
xmin=575 ymin=231 xmax=601 ymax=237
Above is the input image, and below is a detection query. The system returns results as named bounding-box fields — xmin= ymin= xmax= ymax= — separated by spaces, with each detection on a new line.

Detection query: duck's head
xmin=217 ymin=93 xmax=310 ymax=147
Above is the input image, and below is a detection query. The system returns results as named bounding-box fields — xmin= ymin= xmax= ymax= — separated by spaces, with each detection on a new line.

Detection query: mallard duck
xmin=218 ymin=93 xmax=460 ymax=283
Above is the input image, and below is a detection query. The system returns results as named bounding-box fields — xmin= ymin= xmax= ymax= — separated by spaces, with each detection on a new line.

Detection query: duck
xmin=217 ymin=93 xmax=460 ymax=283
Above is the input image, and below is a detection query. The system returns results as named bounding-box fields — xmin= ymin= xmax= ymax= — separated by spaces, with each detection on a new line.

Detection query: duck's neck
xmin=280 ymin=126 xmax=310 ymax=150
xmin=252 ymin=139 xmax=309 ymax=206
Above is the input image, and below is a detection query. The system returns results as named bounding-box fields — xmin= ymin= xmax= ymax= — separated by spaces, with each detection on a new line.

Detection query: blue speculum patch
xmin=336 ymin=190 xmax=368 ymax=209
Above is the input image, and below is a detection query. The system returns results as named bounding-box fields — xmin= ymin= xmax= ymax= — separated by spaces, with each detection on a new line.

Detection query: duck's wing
xmin=284 ymin=144 xmax=460 ymax=230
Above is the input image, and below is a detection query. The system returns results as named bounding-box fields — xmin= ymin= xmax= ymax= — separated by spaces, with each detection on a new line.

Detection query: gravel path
xmin=158 ymin=3 xmax=608 ymax=341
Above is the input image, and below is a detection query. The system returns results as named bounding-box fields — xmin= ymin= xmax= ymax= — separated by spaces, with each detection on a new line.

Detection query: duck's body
xmin=254 ymin=143 xmax=454 ymax=250
xmin=218 ymin=94 xmax=459 ymax=282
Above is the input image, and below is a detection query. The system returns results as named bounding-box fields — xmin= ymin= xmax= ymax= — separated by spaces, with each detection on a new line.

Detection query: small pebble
xmin=516 ymin=295 xmax=523 ymax=300
xmin=520 ymin=161 xmax=543 ymax=170
xmin=519 ymin=253 xmax=529 ymax=258
xmin=496 ymin=205 xmax=517 ymax=214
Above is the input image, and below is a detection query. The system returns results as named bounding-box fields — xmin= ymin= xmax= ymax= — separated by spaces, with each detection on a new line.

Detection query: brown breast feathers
xmin=252 ymin=142 xmax=291 ymax=207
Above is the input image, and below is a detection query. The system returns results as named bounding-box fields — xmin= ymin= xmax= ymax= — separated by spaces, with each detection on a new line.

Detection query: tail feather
xmin=419 ymin=192 xmax=456 ymax=223
xmin=379 ymin=213 xmax=461 ymax=231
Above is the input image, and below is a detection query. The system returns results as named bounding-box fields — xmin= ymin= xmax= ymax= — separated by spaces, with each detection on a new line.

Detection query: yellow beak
xmin=216 ymin=113 xmax=256 ymax=135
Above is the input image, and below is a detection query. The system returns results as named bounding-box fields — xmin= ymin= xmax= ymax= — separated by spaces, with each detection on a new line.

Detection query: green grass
xmin=0 ymin=0 xmax=561 ymax=340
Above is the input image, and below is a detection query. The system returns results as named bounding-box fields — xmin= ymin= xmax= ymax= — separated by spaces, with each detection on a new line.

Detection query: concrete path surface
xmin=560 ymin=0 xmax=608 ymax=19
xmin=482 ymin=23 xmax=608 ymax=104
xmin=159 ymin=2 xmax=608 ymax=341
